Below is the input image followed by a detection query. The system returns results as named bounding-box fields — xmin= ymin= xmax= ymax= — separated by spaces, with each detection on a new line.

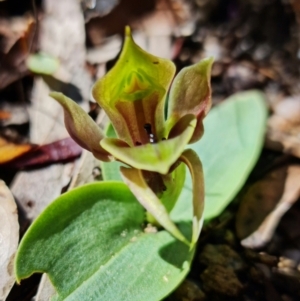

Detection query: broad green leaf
xmin=120 ymin=167 xmax=189 ymax=246
xmin=15 ymin=182 xmax=194 ymax=301
xmin=92 ymin=26 xmax=175 ymax=146
xmin=100 ymin=116 xmax=196 ymax=174
xmin=171 ymin=90 xmax=267 ymax=221
xmin=166 ymin=57 xmax=213 ymax=143
xmin=50 ymin=92 xmax=111 ymax=161
xmin=27 ymin=52 xmax=59 ymax=75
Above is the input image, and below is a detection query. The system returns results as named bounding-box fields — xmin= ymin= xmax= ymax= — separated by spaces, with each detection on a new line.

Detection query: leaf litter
xmin=0 ymin=181 xmax=19 ymax=301
xmin=1 ymin=0 xmax=300 ymax=300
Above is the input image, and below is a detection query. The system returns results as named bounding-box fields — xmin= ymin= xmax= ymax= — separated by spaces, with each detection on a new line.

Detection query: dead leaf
xmin=236 ymin=165 xmax=287 ymax=240
xmin=11 ymin=0 xmax=90 ymax=222
xmin=0 ymin=110 xmax=11 ymax=120
xmin=0 ymin=15 xmax=33 ymax=53
xmin=35 ymin=274 xmax=56 ymax=301
xmin=69 ymin=150 xmax=101 ymax=189
xmin=11 ymin=163 xmax=75 ymax=221
xmin=238 ymin=165 xmax=300 ymax=248
xmin=6 ymin=137 xmax=82 ymax=169
xmin=273 ymin=96 xmax=300 ymax=125
xmin=0 ymin=101 xmax=29 ymax=126
xmin=0 ymin=19 xmax=35 ymax=90
xmin=86 ymin=35 xmax=122 ymax=64
xmin=0 ymin=180 xmax=19 ymax=300
xmin=0 ymin=137 xmax=32 ymax=164
xmin=266 ymin=95 xmax=300 ymax=158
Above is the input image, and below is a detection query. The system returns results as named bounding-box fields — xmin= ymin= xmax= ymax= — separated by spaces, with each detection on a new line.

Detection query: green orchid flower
xmin=50 ymin=27 xmax=213 ymax=247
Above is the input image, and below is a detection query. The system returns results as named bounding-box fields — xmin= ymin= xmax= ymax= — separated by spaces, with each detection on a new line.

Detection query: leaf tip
xmin=125 ymin=25 xmax=131 ymax=37
xmin=49 ymin=91 xmax=64 ymax=105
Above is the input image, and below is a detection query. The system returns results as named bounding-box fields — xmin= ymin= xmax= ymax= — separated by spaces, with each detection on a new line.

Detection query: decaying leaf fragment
xmin=0 ymin=137 xmax=32 ymax=164
xmin=0 ymin=20 xmax=36 ymax=90
xmin=237 ymin=165 xmax=300 ymax=248
xmin=0 ymin=181 xmax=19 ymax=300
xmin=266 ymin=95 xmax=300 ymax=158
xmin=6 ymin=138 xmax=82 ymax=169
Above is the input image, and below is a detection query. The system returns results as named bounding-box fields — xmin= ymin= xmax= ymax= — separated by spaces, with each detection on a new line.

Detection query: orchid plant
xmin=14 ymin=27 xmax=216 ymax=301
xmin=50 ymin=27 xmax=213 ymax=247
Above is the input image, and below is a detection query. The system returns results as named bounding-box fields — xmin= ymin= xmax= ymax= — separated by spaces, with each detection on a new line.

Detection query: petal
xmin=179 ymin=149 xmax=204 ymax=246
xmin=100 ymin=115 xmax=197 ymax=174
xmin=120 ymin=167 xmax=189 ymax=246
xmin=92 ymin=27 xmax=175 ymax=146
xmin=50 ymin=92 xmax=111 ymax=161
xmin=166 ymin=57 xmax=214 ymax=143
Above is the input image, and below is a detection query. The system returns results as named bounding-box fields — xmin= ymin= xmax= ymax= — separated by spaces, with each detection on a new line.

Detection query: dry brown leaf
xmin=0 ymin=180 xmax=19 ymax=300
xmin=0 ymin=110 xmax=11 ymax=120
xmin=0 ymin=102 xmax=29 ymax=126
xmin=236 ymin=165 xmax=287 ymax=240
xmin=238 ymin=165 xmax=300 ymax=248
xmin=69 ymin=150 xmax=101 ymax=189
xmin=266 ymin=95 xmax=300 ymax=158
xmin=12 ymin=0 xmax=91 ymax=220
xmin=0 ymin=137 xmax=32 ymax=164
xmin=86 ymin=35 xmax=121 ymax=64
xmin=0 ymin=19 xmax=35 ymax=90
xmin=290 ymin=0 xmax=300 ymax=23
xmin=11 ymin=163 xmax=75 ymax=221
xmin=35 ymin=274 xmax=56 ymax=301
xmin=6 ymin=138 xmax=82 ymax=169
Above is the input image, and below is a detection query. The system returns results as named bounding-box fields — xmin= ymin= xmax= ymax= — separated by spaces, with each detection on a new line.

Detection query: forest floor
xmin=1 ymin=0 xmax=300 ymax=300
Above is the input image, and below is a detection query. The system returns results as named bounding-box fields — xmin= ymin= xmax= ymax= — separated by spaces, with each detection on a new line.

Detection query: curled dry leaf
xmin=0 ymin=180 xmax=19 ymax=300
xmin=0 ymin=137 xmax=32 ymax=164
xmin=6 ymin=138 xmax=82 ymax=169
xmin=237 ymin=165 xmax=300 ymax=248
xmin=236 ymin=165 xmax=287 ymax=240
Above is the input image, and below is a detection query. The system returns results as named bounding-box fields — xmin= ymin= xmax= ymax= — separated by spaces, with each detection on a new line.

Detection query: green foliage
xmin=102 ymin=91 xmax=267 ymax=223
xmin=27 ymin=52 xmax=59 ymax=75
xmin=14 ymin=25 xmax=267 ymax=301
xmin=171 ymin=90 xmax=267 ymax=221
xmin=100 ymin=115 xmax=196 ymax=174
xmin=15 ymin=182 xmax=194 ymax=301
